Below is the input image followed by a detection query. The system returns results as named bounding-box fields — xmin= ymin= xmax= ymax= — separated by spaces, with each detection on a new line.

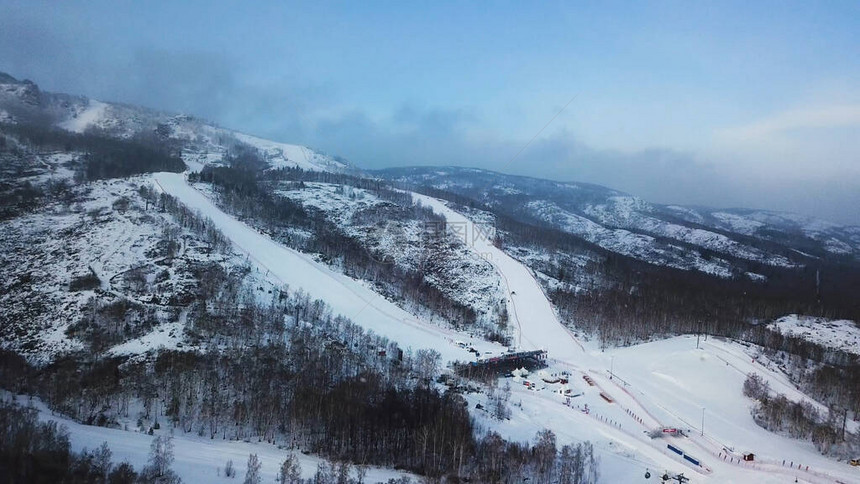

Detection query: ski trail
xmin=409 ymin=194 xmax=858 ymax=484
xmin=151 ymin=172 xmax=503 ymax=364
xmin=149 ymin=174 xmax=854 ymax=484
xmin=411 ymin=193 xmax=590 ymax=364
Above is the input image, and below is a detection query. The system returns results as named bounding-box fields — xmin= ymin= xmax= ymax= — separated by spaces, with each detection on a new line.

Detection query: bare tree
xmin=354 ymin=465 xmax=368 ymax=484
xmin=533 ymin=429 xmax=557 ymax=482
xmin=141 ymin=434 xmax=180 ymax=483
xmin=92 ymin=441 xmax=113 ymax=480
xmin=243 ymin=454 xmax=261 ymax=484
xmin=277 ymin=453 xmax=302 ymax=484
xmin=489 ymin=380 xmax=512 ymax=420
xmin=414 ymin=349 xmax=441 ymax=383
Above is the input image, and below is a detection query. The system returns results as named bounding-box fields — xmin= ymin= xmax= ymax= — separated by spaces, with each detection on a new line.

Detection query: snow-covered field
xmin=34 ymin=171 xmax=855 ymax=484
xmin=416 ymin=195 xmax=860 ymax=483
xmin=604 ymin=336 xmax=860 ymax=482
xmin=458 ymin=333 xmax=860 ymax=483
xmin=3 ymin=394 xmax=412 ymax=484
xmin=769 ymin=315 xmax=860 ymax=356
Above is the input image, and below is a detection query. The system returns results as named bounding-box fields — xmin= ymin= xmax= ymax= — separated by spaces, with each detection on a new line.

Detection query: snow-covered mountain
xmin=5 ymin=68 xmax=857 ymax=281
xmin=379 ymin=166 xmax=860 ymax=280
xmin=4 ymin=71 xmax=860 ymax=484
xmin=0 ymin=72 xmax=351 ymax=174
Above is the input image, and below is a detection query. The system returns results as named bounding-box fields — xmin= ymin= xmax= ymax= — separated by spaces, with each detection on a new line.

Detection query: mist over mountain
xmin=3 ymin=3 xmax=860 ymax=483
xmin=3 ymin=2 xmax=859 ymax=225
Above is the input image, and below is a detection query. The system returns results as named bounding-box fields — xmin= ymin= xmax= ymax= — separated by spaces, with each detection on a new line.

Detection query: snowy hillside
xmin=0 ymin=72 xmax=349 ymax=174
xmin=379 ymin=167 xmax=860 ymax=280
xmin=669 ymin=207 xmax=860 ymax=258
xmin=527 ymin=199 xmax=736 ymax=278
xmin=275 ymin=181 xmax=507 ymax=330
xmin=157 ymin=172 xmax=860 ymax=482
xmin=769 ymin=315 xmax=860 ymax=356
xmin=232 ymin=132 xmax=349 ymax=172
xmin=0 ymin=176 xmax=243 ymax=361
xmin=59 ymin=99 xmax=109 ymax=133
xmin=4 ymin=72 xmax=860 ymax=484
xmin=154 ymin=172 xmax=506 ymax=364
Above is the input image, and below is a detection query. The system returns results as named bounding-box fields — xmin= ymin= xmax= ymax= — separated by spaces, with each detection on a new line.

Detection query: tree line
xmin=188 ymin=163 xmax=482 ymax=332
xmin=0 ymin=182 xmax=600 ymax=482
xmin=0 ymin=399 xmax=139 ymax=483
xmin=742 ymin=374 xmax=857 ymax=457
xmin=1 ymin=123 xmax=186 ymax=182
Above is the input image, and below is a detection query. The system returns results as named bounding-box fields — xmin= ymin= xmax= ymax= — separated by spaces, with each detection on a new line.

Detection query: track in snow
xmin=147 ymin=173 xmax=856 ymax=483
xmin=414 ymin=194 xmax=856 ymax=484
xmin=412 ymin=193 xmax=589 ymax=363
xmin=152 ymin=172 xmax=502 ymax=364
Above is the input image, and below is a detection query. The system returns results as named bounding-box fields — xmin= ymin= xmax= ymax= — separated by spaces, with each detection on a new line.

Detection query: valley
xmin=1 ymin=70 xmax=859 ymax=483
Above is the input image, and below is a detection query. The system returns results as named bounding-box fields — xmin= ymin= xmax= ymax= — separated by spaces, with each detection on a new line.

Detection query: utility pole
xmin=701 ymin=407 xmax=705 ymax=436
xmin=610 ymin=356 xmax=614 ymax=380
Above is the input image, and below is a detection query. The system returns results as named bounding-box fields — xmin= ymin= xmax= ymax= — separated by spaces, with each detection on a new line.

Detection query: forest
xmin=0 ymin=123 xmax=185 ymax=219
xmin=188 ymin=162 xmax=487 ymax=336
xmin=742 ymin=374 xmax=857 ymax=456
xmin=1 ymin=122 xmax=186 ymax=182
xmin=0 ymin=184 xmax=600 ymax=483
xmin=0 ymin=399 xmax=139 ymax=483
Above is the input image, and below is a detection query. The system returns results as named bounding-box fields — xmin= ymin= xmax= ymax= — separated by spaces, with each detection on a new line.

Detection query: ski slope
xmin=464 ymin=336 xmax=860 ymax=483
xmin=145 ymin=173 xmax=860 ymax=483
xmin=232 ymin=132 xmax=350 ymax=172
xmin=414 ymin=195 xmax=860 ymax=483
xmin=152 ymin=172 xmax=502 ymax=365
xmin=412 ymin=193 xmax=590 ymax=364
xmin=600 ymin=336 xmax=860 ymax=483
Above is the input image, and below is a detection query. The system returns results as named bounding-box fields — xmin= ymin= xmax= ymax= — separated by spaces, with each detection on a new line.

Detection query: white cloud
xmin=709 ymin=103 xmax=860 ymax=183
xmin=717 ymin=104 xmax=860 ymax=142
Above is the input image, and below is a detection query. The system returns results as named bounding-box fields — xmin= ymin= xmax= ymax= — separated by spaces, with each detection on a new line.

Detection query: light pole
xmin=701 ymin=407 xmax=705 ymax=436
xmin=610 ymin=356 xmax=614 ymax=380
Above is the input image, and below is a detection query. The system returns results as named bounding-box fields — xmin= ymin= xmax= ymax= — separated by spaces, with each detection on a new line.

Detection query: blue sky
xmin=2 ymin=0 xmax=859 ymax=223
